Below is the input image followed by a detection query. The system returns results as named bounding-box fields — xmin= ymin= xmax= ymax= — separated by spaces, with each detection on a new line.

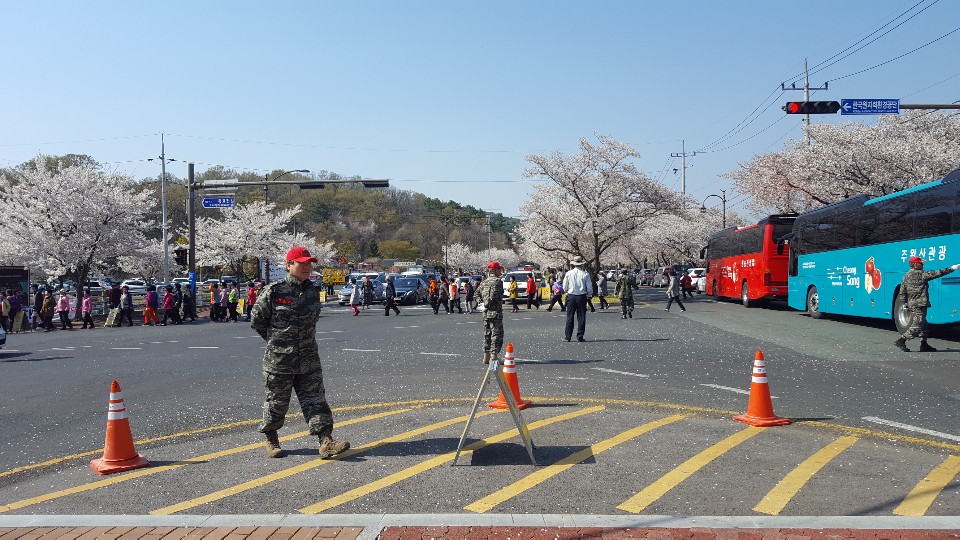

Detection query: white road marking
xmin=188 ymin=346 xmax=220 ymax=349
xmin=317 ymin=330 xmax=345 ymax=334
xmin=111 ymin=347 xmax=142 ymax=350
xmin=342 ymin=348 xmax=380 ymax=352
xmin=515 ymin=358 xmax=542 ymax=363
xmin=560 ymin=377 xmax=588 ymax=380
xmin=51 ymin=347 xmax=76 ymax=350
xmin=316 ymin=338 xmax=336 ymax=341
xmin=420 ymin=352 xmax=461 ymax=357
xmin=593 ymin=367 xmax=649 ymax=378
xmin=862 ymin=416 xmax=960 ymax=442
xmin=700 ymin=383 xmax=779 ymax=398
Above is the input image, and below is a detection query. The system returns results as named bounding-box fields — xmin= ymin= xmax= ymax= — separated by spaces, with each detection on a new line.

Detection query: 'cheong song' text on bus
xmin=701 ymin=214 xmax=797 ymax=307
xmin=785 ymin=167 xmax=960 ymax=333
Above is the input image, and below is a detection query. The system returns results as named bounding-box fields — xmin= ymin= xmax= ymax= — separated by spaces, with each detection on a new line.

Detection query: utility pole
xmin=187 ymin=163 xmax=196 ymax=297
xmin=670 ymin=140 xmax=700 ymax=195
xmin=782 ymin=58 xmax=828 ymax=144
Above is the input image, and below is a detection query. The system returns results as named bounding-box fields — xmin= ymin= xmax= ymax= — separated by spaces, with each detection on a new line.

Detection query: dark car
xmin=391 ymin=277 xmax=429 ymax=305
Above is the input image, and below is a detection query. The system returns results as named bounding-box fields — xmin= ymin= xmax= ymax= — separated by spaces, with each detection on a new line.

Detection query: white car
xmin=688 ymin=268 xmax=706 ymax=293
xmin=119 ymin=279 xmax=148 ymax=292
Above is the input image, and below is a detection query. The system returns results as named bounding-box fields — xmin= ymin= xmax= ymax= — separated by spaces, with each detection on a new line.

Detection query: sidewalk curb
xmin=1 ymin=514 xmax=957 ymax=540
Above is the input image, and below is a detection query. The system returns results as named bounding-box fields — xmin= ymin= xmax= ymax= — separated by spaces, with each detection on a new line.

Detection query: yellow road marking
xmin=753 ymin=435 xmax=858 ymax=515
xmin=0 ymin=401 xmax=434 ymax=480
xmin=151 ymin=409 xmax=504 ymax=515
xmin=0 ymin=408 xmax=409 ymax=514
xmin=893 ymin=455 xmax=960 ymax=516
xmin=464 ymin=414 xmax=686 ymax=513
xmin=616 ymin=426 xmax=764 ymax=513
xmin=298 ymin=405 xmax=605 ymax=514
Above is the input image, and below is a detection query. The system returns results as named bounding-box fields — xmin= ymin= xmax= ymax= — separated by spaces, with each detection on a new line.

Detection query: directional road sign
xmin=201 ymin=196 xmax=235 ymax=208
xmin=840 ymin=99 xmax=900 ymax=115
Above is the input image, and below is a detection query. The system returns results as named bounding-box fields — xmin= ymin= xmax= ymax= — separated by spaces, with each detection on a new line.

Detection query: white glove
xmin=952 ymin=264 xmax=960 ymax=271
xmin=476 ymin=302 xmax=486 ymax=312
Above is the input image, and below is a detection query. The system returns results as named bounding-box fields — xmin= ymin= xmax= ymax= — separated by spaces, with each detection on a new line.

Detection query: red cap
xmin=286 ymin=246 xmax=318 ymax=263
xmin=908 ymin=256 xmax=924 ymax=264
xmin=487 ymin=261 xmax=503 ymax=270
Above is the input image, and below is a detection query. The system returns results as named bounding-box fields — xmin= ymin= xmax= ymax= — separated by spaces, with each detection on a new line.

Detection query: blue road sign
xmin=201 ymin=196 xmax=235 ymax=208
xmin=840 ymin=99 xmax=900 ymax=115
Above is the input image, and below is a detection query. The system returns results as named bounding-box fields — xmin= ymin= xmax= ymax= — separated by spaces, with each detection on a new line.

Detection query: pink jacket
xmin=162 ymin=292 xmax=175 ymax=309
xmin=82 ymin=296 xmax=92 ymax=313
xmin=57 ymin=294 xmax=70 ymax=312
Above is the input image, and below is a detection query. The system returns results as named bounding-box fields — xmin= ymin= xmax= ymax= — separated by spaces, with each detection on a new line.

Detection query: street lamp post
xmin=700 ymin=189 xmax=727 ymax=228
xmin=147 ymin=133 xmax=177 ymax=282
xmin=264 ymin=169 xmax=310 ymax=203
xmin=262 ymin=169 xmax=309 ymax=284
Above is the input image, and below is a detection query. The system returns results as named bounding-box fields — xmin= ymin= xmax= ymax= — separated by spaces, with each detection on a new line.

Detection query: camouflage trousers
xmin=483 ymin=315 xmax=504 ymax=359
xmin=901 ymin=306 xmax=929 ymax=341
xmin=259 ymin=369 xmax=334 ymax=437
xmin=620 ymin=297 xmax=634 ymax=316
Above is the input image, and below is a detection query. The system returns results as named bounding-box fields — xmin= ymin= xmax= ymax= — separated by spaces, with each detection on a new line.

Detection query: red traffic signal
xmin=174 ymin=247 xmax=187 ymax=266
xmin=783 ymin=101 xmax=841 ymax=115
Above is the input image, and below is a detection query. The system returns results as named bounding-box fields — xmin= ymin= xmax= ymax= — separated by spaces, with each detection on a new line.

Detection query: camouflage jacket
xmin=251 ymin=275 xmax=323 ymax=374
xmin=898 ymin=267 xmax=954 ymax=309
xmin=614 ymin=276 xmax=633 ymax=299
xmin=475 ymin=276 xmax=504 ymax=320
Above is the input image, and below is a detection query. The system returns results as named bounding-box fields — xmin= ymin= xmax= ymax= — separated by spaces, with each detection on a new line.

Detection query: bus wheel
xmin=807 ymin=286 xmax=823 ymax=319
xmin=741 ymin=282 xmax=751 ymax=308
xmin=712 ymin=281 xmax=719 ymax=301
xmin=893 ymin=289 xmax=911 ymax=334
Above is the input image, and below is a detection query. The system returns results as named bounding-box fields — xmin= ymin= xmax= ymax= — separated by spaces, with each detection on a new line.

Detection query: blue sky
xmin=2 ymin=1 xmax=957 ymax=220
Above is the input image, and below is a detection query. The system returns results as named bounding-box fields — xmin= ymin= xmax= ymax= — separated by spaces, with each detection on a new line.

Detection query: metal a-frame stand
xmin=452 ymin=359 xmax=537 ymax=466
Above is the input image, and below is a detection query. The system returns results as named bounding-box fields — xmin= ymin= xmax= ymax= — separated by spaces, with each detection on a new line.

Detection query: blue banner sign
xmin=840 ymin=99 xmax=900 ymax=115
xmin=201 ymin=196 xmax=235 ymax=208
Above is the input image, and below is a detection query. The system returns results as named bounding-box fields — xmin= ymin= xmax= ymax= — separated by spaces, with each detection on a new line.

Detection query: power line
xmin=805 ymin=0 xmax=941 ymax=80
xmin=825 ymin=25 xmax=960 ymax=83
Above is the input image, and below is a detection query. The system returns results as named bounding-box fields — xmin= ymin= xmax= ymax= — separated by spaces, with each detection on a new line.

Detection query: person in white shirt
xmin=562 ymin=256 xmax=593 ymax=342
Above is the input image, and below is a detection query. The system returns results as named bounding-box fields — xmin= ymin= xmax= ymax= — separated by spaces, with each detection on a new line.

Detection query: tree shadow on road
xmin=0 ymin=353 xmax=74 ymax=363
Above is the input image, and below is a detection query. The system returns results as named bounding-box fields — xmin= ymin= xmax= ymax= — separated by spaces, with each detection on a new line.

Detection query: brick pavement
xmin=2 ymin=527 xmax=958 ymax=540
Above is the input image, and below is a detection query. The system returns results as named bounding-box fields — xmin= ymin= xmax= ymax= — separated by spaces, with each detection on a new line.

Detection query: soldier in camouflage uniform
xmin=475 ymin=260 xmax=505 ymax=364
xmin=614 ymin=270 xmax=634 ymax=319
xmin=895 ymin=255 xmax=960 ymax=352
xmin=251 ymin=246 xmax=350 ymax=459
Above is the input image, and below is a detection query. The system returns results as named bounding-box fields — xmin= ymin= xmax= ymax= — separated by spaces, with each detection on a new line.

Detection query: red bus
xmin=701 ymin=214 xmax=797 ymax=307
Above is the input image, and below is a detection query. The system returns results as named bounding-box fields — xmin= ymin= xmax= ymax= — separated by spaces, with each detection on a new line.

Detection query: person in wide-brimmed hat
xmin=562 ymin=255 xmax=593 ymax=342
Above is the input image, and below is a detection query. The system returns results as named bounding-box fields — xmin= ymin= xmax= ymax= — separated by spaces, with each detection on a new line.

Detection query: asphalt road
xmin=1 ymin=288 xmax=958 ymax=517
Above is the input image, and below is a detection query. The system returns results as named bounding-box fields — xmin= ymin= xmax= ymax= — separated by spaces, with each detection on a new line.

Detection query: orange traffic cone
xmin=90 ymin=380 xmax=150 ymax=475
xmin=488 ymin=343 xmax=532 ymax=410
xmin=734 ymin=350 xmax=790 ymax=427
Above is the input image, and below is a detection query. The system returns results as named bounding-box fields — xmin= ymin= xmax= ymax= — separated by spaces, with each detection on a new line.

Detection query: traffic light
xmin=783 ymin=101 xmax=841 ymax=114
xmin=174 ymin=247 xmax=187 ymax=266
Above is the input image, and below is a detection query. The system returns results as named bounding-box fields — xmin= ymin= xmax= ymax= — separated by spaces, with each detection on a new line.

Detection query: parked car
xmin=636 ymin=269 xmax=652 ymax=286
xmin=119 ymin=279 xmax=148 ymax=292
xmin=652 ymin=267 xmax=669 ymax=287
xmin=688 ymin=268 xmax=707 ymax=293
xmin=391 ymin=276 xmax=429 ymax=305
xmin=219 ymin=275 xmax=239 ymax=285
xmin=500 ymin=270 xmax=545 ymax=300
xmin=338 ymin=279 xmax=386 ymax=305
xmin=0 ymin=324 xmax=6 ymax=350
xmin=456 ymin=275 xmax=483 ymax=294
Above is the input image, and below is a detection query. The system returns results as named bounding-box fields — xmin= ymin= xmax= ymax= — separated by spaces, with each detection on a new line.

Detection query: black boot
xmin=894 ymin=338 xmax=910 ymax=352
xmin=919 ymin=340 xmax=938 ymax=352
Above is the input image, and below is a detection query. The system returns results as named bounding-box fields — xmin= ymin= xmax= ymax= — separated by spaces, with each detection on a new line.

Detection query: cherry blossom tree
xmin=190 ymin=201 xmax=333 ymax=278
xmin=442 ymin=242 xmax=473 ymax=270
xmin=727 ymin=111 xmax=960 ymax=213
xmin=518 ymin=134 xmax=683 ymax=273
xmin=0 ymin=156 xmax=155 ymax=295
